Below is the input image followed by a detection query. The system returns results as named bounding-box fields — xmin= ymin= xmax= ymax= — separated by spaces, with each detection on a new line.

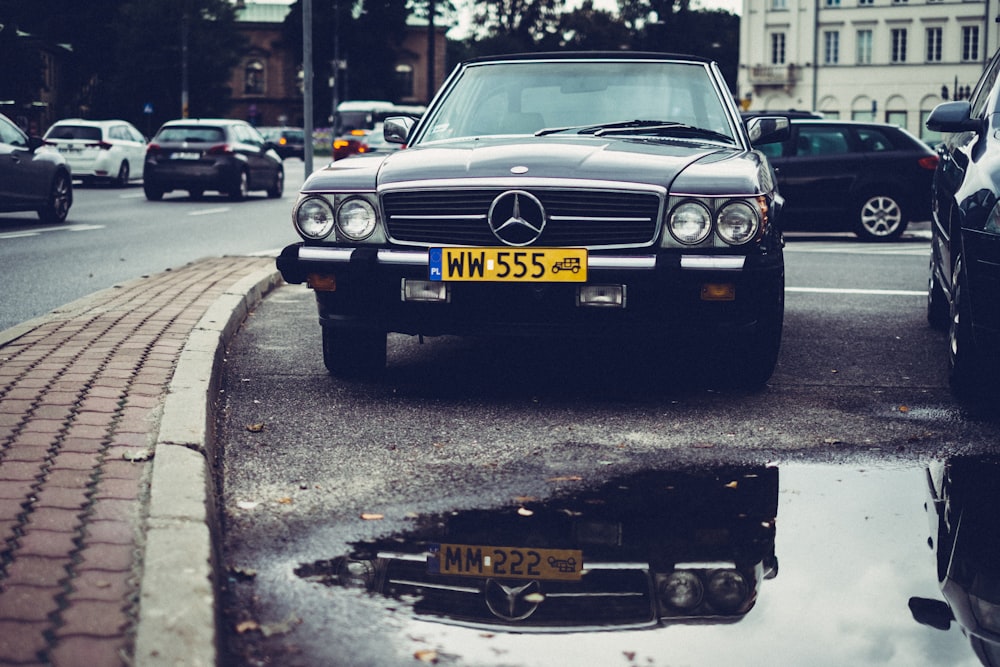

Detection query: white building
xmin=737 ymin=0 xmax=1000 ymax=142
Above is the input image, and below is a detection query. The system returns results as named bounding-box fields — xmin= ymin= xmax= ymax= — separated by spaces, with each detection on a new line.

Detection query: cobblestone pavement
xmin=0 ymin=257 xmax=276 ymax=667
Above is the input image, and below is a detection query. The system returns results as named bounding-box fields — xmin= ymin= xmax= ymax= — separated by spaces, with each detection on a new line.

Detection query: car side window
xmin=794 ymin=127 xmax=850 ymax=156
xmin=969 ymin=50 xmax=1000 ymax=118
xmin=856 ymin=128 xmax=892 ymax=152
xmin=0 ymin=117 xmax=28 ymax=148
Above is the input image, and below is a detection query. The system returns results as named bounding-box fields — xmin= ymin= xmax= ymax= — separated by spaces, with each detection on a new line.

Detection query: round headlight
xmin=716 ymin=201 xmax=760 ymax=245
xmin=669 ymin=202 xmax=712 ymax=245
xmin=295 ymin=196 xmax=335 ymax=239
xmin=660 ymin=571 xmax=704 ymax=610
xmin=706 ymin=570 xmax=749 ymax=612
xmin=337 ymin=197 xmax=378 ymax=241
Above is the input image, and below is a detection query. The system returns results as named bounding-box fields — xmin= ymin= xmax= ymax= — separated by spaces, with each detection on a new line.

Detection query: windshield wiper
xmin=535 ymin=119 xmax=734 ymax=143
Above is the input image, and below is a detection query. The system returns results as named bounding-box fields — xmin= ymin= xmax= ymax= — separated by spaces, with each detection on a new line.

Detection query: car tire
xmin=322 ymin=326 xmax=387 ymax=377
xmin=927 ymin=255 xmax=949 ymax=330
xmin=229 ymin=170 xmax=249 ymax=201
xmin=115 ymin=161 xmax=130 ymax=187
xmin=730 ymin=275 xmax=785 ymax=389
xmin=854 ymin=192 xmax=907 ymax=241
xmin=37 ymin=171 xmax=72 ymax=223
xmin=947 ymin=255 xmax=991 ymax=398
xmin=267 ymin=169 xmax=284 ymax=198
xmin=144 ymin=182 xmax=164 ymax=200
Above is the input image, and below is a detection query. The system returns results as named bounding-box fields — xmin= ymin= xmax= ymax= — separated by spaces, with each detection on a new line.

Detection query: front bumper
xmin=277 ymin=244 xmax=784 ymax=338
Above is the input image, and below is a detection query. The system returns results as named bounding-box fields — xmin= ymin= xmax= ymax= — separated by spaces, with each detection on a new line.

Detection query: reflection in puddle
xmin=297 ymin=467 xmax=779 ymax=632
xmin=288 ymin=461 xmax=1000 ymax=666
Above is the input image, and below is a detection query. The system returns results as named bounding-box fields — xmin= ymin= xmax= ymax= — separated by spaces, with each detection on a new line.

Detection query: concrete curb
xmin=134 ymin=266 xmax=283 ymax=667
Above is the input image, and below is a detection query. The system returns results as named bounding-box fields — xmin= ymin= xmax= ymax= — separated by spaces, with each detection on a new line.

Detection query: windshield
xmin=416 ymin=60 xmax=736 ymax=144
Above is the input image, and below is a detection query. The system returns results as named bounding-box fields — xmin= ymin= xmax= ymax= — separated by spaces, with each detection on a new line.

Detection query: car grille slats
xmin=382 ymin=189 xmax=661 ymax=248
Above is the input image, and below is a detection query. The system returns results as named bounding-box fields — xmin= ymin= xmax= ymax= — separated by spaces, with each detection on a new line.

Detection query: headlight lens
xmin=669 ymin=201 xmax=713 ymax=245
xmin=295 ymin=196 xmax=336 ymax=239
xmin=337 ymin=197 xmax=378 ymax=240
xmin=716 ymin=201 xmax=760 ymax=245
xmin=706 ymin=570 xmax=749 ymax=612
xmin=660 ymin=571 xmax=704 ymax=610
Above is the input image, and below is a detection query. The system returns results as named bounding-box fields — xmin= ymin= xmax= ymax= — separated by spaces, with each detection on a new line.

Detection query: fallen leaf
xmin=235 ymin=620 xmax=259 ymax=634
xmin=512 ymin=496 xmax=537 ymax=503
xmin=246 ymin=423 xmax=265 ymax=433
xmin=277 ymin=497 xmax=293 ymax=505
xmin=823 ymin=437 xmax=842 ymax=445
xmin=414 ymin=649 xmax=438 ymax=663
xmin=122 ymin=449 xmax=153 ymax=462
xmin=898 ymin=405 xmax=910 ymax=413
xmin=547 ymin=475 xmax=583 ymax=483
xmin=517 ymin=507 xmax=534 ymax=517
xmin=361 ymin=513 xmax=384 ymax=521
xmin=724 ymin=481 xmax=739 ymax=489
xmin=260 ymin=615 xmax=300 ymax=637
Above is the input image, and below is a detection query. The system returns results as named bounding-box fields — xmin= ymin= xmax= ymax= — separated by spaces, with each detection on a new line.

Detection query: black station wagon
xmin=277 ymin=52 xmax=790 ymax=387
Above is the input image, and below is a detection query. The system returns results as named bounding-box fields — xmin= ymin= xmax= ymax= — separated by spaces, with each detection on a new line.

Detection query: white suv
xmin=43 ymin=119 xmax=147 ymax=186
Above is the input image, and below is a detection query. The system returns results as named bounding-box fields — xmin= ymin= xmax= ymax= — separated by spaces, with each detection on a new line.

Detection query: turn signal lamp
xmin=701 ymin=283 xmax=735 ymax=301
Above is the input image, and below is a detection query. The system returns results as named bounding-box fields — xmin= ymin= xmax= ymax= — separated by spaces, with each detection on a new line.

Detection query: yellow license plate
xmin=428 ymin=543 xmax=583 ymax=581
xmin=428 ymin=247 xmax=587 ymax=282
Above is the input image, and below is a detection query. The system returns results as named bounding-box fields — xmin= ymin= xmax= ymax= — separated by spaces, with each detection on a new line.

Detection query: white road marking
xmin=188 ymin=207 xmax=231 ymax=216
xmin=786 ymin=286 xmax=925 ymax=297
xmin=0 ymin=223 xmax=106 ymax=239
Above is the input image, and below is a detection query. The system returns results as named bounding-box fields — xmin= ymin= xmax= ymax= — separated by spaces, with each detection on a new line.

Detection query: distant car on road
xmin=755 ymin=118 xmax=937 ymax=240
xmin=0 ymin=112 xmax=73 ymax=223
xmin=257 ymin=126 xmax=305 ymax=160
xmin=926 ymin=45 xmax=1000 ymax=397
xmin=143 ymin=119 xmax=284 ymax=201
xmin=43 ymin=118 xmax=146 ymax=186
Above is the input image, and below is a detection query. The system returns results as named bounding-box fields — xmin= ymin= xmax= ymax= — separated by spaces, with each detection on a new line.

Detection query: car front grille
xmin=382 ymin=188 xmax=662 ymax=248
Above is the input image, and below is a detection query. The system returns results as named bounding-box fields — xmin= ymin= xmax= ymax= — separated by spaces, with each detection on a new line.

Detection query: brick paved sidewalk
xmin=0 ymin=257 xmax=275 ymax=667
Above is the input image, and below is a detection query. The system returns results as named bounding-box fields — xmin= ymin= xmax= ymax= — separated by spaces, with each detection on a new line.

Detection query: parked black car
xmin=755 ymin=119 xmax=937 ymax=240
xmin=257 ymin=126 xmax=305 ymax=160
xmin=144 ymin=119 xmax=284 ymax=201
xmin=0 ymin=112 xmax=73 ymax=223
xmin=926 ymin=46 xmax=1000 ymax=396
xmin=277 ymin=52 xmax=789 ymax=387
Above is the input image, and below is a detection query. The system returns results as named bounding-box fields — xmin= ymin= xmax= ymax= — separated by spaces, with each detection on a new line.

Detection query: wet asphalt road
xmin=214 ymin=231 xmax=1000 ymax=667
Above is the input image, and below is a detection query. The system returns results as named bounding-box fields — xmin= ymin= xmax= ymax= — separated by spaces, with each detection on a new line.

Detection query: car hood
xmin=305 ymin=137 xmax=768 ymax=196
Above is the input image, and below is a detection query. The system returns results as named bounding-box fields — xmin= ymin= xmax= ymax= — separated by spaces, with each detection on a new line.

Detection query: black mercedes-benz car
xmin=277 ymin=52 xmax=789 ymax=387
xmin=926 ymin=46 xmax=1000 ymax=397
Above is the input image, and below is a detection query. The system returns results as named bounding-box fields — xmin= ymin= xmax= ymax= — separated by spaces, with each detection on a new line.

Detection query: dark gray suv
xmin=144 ymin=118 xmax=283 ymax=201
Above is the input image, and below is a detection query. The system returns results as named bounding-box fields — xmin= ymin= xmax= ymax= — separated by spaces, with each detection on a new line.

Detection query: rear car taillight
xmin=207 ymin=143 xmax=234 ymax=155
xmin=85 ymin=141 xmax=113 ymax=150
xmin=918 ymin=155 xmax=939 ymax=170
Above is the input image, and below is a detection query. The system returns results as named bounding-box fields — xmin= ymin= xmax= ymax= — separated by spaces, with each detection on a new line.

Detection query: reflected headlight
xmin=669 ymin=201 xmax=712 ymax=245
xmin=337 ymin=197 xmax=378 ymax=241
xmin=337 ymin=558 xmax=377 ymax=589
xmin=294 ymin=196 xmax=336 ymax=240
xmin=716 ymin=201 xmax=760 ymax=245
xmin=706 ymin=570 xmax=749 ymax=612
xmin=660 ymin=571 xmax=704 ymax=610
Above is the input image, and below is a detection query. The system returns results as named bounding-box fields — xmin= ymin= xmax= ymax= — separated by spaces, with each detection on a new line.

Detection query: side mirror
xmin=746 ymin=116 xmax=791 ymax=146
xmin=384 ymin=116 xmax=415 ymax=145
xmin=926 ymin=101 xmax=981 ymax=133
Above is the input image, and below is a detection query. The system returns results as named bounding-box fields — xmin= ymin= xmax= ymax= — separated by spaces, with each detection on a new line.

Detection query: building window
xmin=926 ymin=27 xmax=942 ymax=63
xmin=824 ymin=31 xmax=840 ymax=65
xmin=771 ymin=33 xmax=786 ymax=65
xmin=892 ymin=0 xmax=908 ymax=3
xmin=963 ymin=26 xmax=980 ymax=62
xmin=825 ymin=0 xmax=841 ymax=6
xmin=857 ymin=29 xmax=873 ymax=64
xmin=858 ymin=0 xmax=873 ymax=4
xmin=244 ymin=59 xmax=265 ymax=96
xmin=885 ymin=110 xmax=907 ymax=128
xmin=395 ymin=64 xmax=414 ymax=98
xmin=771 ymin=0 xmax=787 ymax=8
xmin=891 ymin=29 xmax=907 ymax=63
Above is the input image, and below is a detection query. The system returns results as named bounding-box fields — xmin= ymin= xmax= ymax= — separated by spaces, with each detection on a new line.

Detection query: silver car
xmin=0 ymin=113 xmax=73 ymax=223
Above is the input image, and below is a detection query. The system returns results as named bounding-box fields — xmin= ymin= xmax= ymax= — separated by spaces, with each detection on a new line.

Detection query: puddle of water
xmin=290 ymin=461 xmax=999 ymax=666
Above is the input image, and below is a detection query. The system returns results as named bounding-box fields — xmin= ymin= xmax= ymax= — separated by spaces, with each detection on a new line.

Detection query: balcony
xmin=748 ymin=64 xmax=800 ymax=89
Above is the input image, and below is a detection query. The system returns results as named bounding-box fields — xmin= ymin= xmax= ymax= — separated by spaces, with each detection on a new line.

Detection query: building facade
xmin=737 ymin=0 xmax=999 ymax=141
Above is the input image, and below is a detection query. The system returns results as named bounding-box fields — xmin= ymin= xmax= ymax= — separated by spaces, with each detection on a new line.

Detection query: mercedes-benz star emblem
xmin=487 ymin=190 xmax=546 ymax=247
xmin=484 ymin=579 xmax=543 ymax=621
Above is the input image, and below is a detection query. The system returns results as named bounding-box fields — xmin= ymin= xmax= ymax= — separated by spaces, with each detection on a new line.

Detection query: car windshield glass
xmin=156 ymin=127 xmax=225 ymax=143
xmin=417 ymin=60 xmax=735 ymax=144
xmin=45 ymin=125 xmax=102 ymax=141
